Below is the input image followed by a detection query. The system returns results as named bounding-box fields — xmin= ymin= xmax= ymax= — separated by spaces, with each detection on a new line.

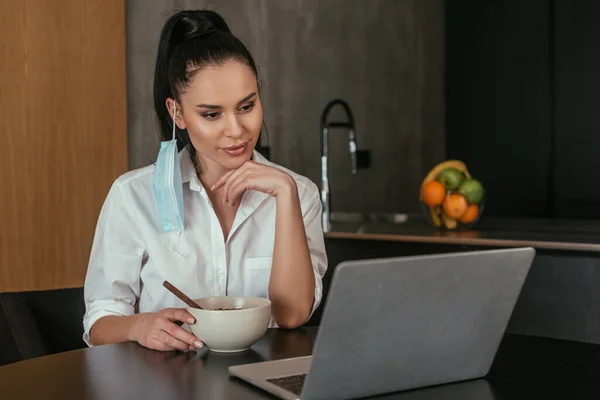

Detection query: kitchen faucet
xmin=320 ymin=99 xmax=369 ymax=232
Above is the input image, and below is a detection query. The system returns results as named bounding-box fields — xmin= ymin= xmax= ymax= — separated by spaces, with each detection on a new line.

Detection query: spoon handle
xmin=162 ymin=280 xmax=203 ymax=309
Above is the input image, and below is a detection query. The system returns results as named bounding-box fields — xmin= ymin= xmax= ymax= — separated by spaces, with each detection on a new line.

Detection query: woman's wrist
xmin=274 ymin=175 xmax=298 ymax=202
xmin=89 ymin=314 xmax=140 ymax=346
xmin=126 ymin=313 xmax=143 ymax=342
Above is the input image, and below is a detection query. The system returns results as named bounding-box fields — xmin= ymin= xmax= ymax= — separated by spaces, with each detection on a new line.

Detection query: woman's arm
xmin=213 ymin=161 xmax=327 ymax=329
xmin=269 ymin=177 xmax=316 ymax=328
xmin=89 ymin=315 xmax=136 ymax=345
xmin=84 ymin=180 xmax=203 ymax=351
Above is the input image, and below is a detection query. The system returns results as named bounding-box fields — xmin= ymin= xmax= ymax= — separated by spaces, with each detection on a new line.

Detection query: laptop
xmin=229 ymin=247 xmax=535 ymax=400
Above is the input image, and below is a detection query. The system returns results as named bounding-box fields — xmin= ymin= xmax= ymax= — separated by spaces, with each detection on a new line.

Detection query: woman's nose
xmin=224 ymin=114 xmax=243 ymax=138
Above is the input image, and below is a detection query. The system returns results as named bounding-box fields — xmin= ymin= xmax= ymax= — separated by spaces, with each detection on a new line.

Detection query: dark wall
xmin=446 ymin=0 xmax=600 ymax=219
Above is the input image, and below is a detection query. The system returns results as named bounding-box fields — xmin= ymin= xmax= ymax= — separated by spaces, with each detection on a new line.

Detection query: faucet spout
xmin=320 ymin=99 xmax=360 ymax=232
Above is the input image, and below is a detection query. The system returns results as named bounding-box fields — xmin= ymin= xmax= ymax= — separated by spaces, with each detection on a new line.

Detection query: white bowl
xmin=187 ymin=296 xmax=271 ymax=353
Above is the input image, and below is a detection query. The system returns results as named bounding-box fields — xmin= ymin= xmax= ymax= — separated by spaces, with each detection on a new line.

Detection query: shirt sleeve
xmin=82 ymin=179 xmax=145 ymax=346
xmin=300 ymin=181 xmax=328 ymax=321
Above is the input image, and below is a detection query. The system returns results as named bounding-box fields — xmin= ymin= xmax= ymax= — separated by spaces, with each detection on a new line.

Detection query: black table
xmin=1 ymin=327 xmax=600 ymax=399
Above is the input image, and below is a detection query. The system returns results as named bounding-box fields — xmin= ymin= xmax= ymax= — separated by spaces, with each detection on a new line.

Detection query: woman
xmin=83 ymin=10 xmax=327 ymax=352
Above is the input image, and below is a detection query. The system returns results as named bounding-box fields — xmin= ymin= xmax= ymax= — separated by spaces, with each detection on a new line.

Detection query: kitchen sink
xmin=325 ymin=211 xmax=437 ymax=235
xmin=329 ymin=211 xmax=409 ymax=224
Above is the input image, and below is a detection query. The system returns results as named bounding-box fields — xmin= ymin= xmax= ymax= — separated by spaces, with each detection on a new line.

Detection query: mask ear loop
xmin=172 ymin=103 xmax=177 ymax=141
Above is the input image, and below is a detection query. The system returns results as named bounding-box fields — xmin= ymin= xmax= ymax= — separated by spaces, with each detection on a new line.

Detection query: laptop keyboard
xmin=266 ymin=373 xmax=307 ymax=395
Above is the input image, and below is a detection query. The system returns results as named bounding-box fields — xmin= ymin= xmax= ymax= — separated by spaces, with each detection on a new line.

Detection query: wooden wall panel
xmin=0 ymin=0 xmax=128 ymax=292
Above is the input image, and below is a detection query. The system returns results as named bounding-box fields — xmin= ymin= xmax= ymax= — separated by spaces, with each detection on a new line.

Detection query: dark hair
xmin=153 ymin=10 xmax=260 ymax=162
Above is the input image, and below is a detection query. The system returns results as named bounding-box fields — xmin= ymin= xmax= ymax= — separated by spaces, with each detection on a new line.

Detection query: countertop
xmin=325 ymin=215 xmax=600 ymax=252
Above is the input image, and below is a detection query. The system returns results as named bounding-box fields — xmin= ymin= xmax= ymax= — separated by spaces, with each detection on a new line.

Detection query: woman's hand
xmin=128 ymin=308 xmax=204 ymax=352
xmin=211 ymin=160 xmax=297 ymax=205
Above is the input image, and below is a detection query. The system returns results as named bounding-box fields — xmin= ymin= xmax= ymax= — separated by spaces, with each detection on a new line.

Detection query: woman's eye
xmin=203 ymin=112 xmax=220 ymax=120
xmin=239 ymin=103 xmax=255 ymax=113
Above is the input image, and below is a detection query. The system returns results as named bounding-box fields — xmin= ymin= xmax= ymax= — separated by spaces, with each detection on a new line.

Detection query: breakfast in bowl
xmin=187 ymin=296 xmax=272 ymax=353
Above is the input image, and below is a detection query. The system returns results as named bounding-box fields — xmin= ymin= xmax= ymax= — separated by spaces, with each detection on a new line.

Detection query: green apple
xmin=437 ymin=168 xmax=465 ymax=190
xmin=458 ymin=179 xmax=485 ymax=204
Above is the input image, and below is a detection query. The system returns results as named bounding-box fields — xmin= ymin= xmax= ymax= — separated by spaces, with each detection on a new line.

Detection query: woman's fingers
xmin=226 ymin=170 xmax=253 ymax=206
xmin=211 ymin=160 xmax=255 ymax=194
xmin=159 ymin=308 xmax=204 ymax=348
xmin=159 ymin=309 xmax=203 ymax=348
xmin=161 ymin=308 xmax=196 ymax=325
xmin=228 ymin=174 xmax=256 ymax=206
xmin=164 ymin=320 xmax=204 ymax=348
xmin=221 ymin=166 xmax=251 ymax=204
xmin=155 ymin=330 xmax=192 ymax=352
xmin=211 ymin=161 xmax=287 ymax=204
xmin=211 ymin=168 xmax=237 ymax=191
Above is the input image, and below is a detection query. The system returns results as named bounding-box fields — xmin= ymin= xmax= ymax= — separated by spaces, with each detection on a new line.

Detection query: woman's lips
xmin=222 ymin=142 xmax=248 ymax=156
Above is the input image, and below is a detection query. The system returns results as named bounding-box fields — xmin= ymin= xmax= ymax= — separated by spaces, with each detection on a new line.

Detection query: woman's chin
xmin=219 ymin=152 xmax=253 ymax=170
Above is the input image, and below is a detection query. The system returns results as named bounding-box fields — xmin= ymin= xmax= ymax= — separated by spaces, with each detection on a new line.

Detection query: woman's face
xmin=171 ymin=60 xmax=263 ymax=174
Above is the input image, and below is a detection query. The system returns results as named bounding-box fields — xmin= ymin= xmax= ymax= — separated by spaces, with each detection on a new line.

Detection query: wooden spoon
xmin=162 ymin=280 xmax=203 ymax=309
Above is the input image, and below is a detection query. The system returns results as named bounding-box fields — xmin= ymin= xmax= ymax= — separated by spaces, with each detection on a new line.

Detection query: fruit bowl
xmin=420 ymin=160 xmax=485 ymax=231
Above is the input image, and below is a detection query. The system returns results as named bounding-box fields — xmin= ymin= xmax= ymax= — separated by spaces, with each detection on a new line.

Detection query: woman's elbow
xmin=275 ymin=309 xmax=310 ymax=329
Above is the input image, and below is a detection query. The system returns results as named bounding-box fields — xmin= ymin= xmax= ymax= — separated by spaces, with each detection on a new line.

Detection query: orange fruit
xmin=443 ymin=194 xmax=468 ymax=219
xmin=421 ymin=180 xmax=446 ymax=207
xmin=459 ymin=204 xmax=479 ymax=224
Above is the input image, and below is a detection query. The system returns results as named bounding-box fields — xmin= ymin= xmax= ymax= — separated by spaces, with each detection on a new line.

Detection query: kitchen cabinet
xmin=552 ymin=0 xmax=600 ymax=218
xmin=446 ymin=0 xmax=600 ymax=219
xmin=445 ymin=0 xmax=553 ymax=218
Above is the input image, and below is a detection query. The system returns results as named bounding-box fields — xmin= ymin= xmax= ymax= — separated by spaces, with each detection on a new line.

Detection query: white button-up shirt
xmin=82 ymin=148 xmax=327 ymax=345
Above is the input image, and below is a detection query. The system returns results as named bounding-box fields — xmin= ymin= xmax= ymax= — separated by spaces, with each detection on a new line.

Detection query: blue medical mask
xmin=153 ymin=104 xmax=184 ymax=232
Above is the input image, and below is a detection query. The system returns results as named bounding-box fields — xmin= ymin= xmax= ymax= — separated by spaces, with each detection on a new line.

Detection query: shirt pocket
xmin=244 ymin=257 xmax=272 ymax=298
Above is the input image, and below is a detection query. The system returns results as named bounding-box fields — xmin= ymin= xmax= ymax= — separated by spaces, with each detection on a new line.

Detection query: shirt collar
xmin=178 ymin=147 xmax=201 ymax=191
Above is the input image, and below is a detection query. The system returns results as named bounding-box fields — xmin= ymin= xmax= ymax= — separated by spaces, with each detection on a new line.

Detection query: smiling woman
xmin=82 ymin=9 xmax=328 ymax=352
